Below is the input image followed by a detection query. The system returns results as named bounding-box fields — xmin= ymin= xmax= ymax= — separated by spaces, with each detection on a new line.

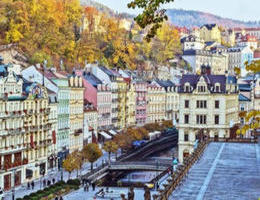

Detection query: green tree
xmin=128 ymin=0 xmax=174 ymax=41
xmin=103 ymin=141 xmax=119 ymax=164
xmin=82 ymin=143 xmax=103 ymax=171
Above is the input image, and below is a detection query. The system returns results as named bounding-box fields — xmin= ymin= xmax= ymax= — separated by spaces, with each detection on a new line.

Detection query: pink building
xmin=134 ymin=81 xmax=147 ymax=126
xmin=75 ymin=70 xmax=112 ymax=130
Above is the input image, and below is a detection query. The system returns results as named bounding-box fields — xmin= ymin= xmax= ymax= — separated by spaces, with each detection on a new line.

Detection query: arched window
xmin=184 ymin=83 xmax=190 ymax=92
xmin=215 ymin=83 xmax=221 ymax=92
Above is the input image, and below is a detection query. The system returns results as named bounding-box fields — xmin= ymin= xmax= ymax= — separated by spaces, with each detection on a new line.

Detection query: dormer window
xmin=184 ymin=83 xmax=190 ymax=92
xmin=215 ymin=83 xmax=221 ymax=93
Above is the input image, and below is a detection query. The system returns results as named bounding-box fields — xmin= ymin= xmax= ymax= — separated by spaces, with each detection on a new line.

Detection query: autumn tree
xmin=82 ymin=143 xmax=103 ymax=171
xmin=103 ymin=141 xmax=119 ymax=164
xmin=63 ymin=151 xmax=79 ymax=179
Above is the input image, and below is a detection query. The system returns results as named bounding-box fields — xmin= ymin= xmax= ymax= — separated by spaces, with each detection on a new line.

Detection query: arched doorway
xmin=183 ymin=149 xmax=190 ymax=159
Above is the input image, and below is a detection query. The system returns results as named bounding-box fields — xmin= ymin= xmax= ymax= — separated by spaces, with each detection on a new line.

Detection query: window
xmin=184 ymin=114 xmax=189 ymax=124
xmin=215 ymin=85 xmax=220 ymax=92
xmin=198 ymin=86 xmax=206 ymax=92
xmin=185 ymin=100 xmax=189 ymax=108
xmin=184 ymin=134 xmax=189 ymax=141
xmin=196 ymin=115 xmax=207 ymax=124
xmin=215 ymin=100 xmax=219 ymax=109
xmin=240 ymin=105 xmax=245 ymax=111
xmin=215 ymin=115 xmax=219 ymax=125
xmin=185 ymin=86 xmax=189 ymax=92
xmin=196 ymin=100 xmax=207 ymax=108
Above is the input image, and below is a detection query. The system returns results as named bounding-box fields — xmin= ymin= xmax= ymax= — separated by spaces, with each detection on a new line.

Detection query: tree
xmin=103 ymin=141 xmax=119 ymax=164
xmin=74 ymin=150 xmax=84 ymax=177
xmin=128 ymin=0 xmax=174 ymax=41
xmin=138 ymin=127 xmax=149 ymax=139
xmin=82 ymin=143 xmax=103 ymax=171
xmin=62 ymin=152 xmax=78 ymax=179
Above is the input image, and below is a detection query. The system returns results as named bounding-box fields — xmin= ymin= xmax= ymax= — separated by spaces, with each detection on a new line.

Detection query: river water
xmin=120 ymin=146 xmax=178 ymax=184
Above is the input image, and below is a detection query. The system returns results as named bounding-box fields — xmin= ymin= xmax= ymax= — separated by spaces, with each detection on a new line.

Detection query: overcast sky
xmin=94 ymin=0 xmax=260 ymax=21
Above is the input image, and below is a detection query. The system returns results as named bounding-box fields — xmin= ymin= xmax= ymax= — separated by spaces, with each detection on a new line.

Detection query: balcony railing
xmin=74 ymin=128 xmax=83 ymax=136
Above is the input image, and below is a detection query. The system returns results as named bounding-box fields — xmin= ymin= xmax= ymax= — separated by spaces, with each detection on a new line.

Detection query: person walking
xmin=86 ymin=182 xmax=89 ymax=192
xmin=92 ymin=182 xmax=96 ymax=191
xmin=52 ymin=178 xmax=55 ymax=184
xmin=47 ymin=180 xmax=51 ymax=186
xmin=31 ymin=181 xmax=34 ymax=190
xmin=59 ymin=196 xmax=63 ymax=200
xmin=27 ymin=182 xmax=30 ymax=190
xmin=43 ymin=179 xmax=46 ymax=187
xmin=55 ymin=196 xmax=59 ymax=200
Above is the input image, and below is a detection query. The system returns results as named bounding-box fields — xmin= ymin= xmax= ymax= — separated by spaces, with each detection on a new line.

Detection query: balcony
xmin=74 ymin=129 xmax=83 ymax=136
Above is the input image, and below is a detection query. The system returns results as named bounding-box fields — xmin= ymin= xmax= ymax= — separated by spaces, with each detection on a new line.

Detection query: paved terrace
xmin=170 ymin=142 xmax=260 ymax=200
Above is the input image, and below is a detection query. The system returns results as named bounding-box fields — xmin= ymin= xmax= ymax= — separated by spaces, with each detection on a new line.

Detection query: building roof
xmin=156 ymin=79 xmax=175 ymax=88
xmin=239 ymin=93 xmax=251 ymax=101
xmin=83 ymin=72 xmax=102 ymax=88
xmin=238 ymin=84 xmax=251 ymax=91
xmin=179 ymin=74 xmax=227 ymax=93
xmin=99 ymin=66 xmax=116 ymax=77
xmin=201 ymin=24 xmax=217 ymax=30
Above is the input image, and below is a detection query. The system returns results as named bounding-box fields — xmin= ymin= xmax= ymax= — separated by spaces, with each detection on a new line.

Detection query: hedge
xmin=17 ymin=179 xmax=80 ymax=200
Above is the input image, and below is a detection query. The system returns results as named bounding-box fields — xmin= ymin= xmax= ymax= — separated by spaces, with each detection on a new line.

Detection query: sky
xmin=93 ymin=0 xmax=260 ymax=21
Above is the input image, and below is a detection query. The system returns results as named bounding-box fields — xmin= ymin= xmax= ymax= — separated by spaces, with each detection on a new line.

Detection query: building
xmin=134 ymin=81 xmax=147 ymax=126
xmin=153 ymin=80 xmax=179 ymax=123
xmin=0 ymin=62 xmax=53 ymax=190
xmin=180 ymin=35 xmax=205 ymax=51
xmin=68 ymin=75 xmax=84 ymax=152
xmin=200 ymin=24 xmax=221 ymax=43
xmin=21 ymin=66 xmax=70 ymax=165
xmin=47 ymin=92 xmax=58 ymax=169
xmin=221 ymin=29 xmax=235 ymax=47
xmin=117 ymin=77 xmax=127 ymax=129
xmin=177 ymin=74 xmax=239 ymax=163
xmin=227 ymin=46 xmax=254 ymax=76
xmin=125 ymin=82 xmax=136 ymax=127
xmin=244 ymin=28 xmax=260 ymax=40
xmin=147 ymin=84 xmax=166 ymax=123
xmin=83 ymin=101 xmax=98 ymax=144
xmin=237 ymin=34 xmax=258 ymax=50
xmin=182 ymin=49 xmax=228 ymax=75
xmin=92 ymin=66 xmax=119 ymax=129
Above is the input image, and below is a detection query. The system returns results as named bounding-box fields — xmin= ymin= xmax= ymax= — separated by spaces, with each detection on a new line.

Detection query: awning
xmin=99 ymin=131 xmax=112 ymax=140
xmin=109 ymin=130 xmax=117 ymax=136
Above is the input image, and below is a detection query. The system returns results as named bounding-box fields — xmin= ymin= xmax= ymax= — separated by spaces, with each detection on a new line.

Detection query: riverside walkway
xmin=169 ymin=142 xmax=260 ymax=200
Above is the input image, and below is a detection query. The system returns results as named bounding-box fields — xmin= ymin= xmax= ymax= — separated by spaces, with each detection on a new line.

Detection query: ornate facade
xmin=177 ymin=75 xmax=239 ymax=163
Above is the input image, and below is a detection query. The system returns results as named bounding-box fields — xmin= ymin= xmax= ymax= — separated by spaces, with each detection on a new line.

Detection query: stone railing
xmin=154 ymin=140 xmax=209 ymax=200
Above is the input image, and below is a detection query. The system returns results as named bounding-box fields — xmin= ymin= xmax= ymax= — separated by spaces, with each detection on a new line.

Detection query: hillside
xmin=167 ymin=9 xmax=260 ymax=28
xmin=80 ymin=0 xmax=135 ymax=18
xmin=80 ymin=0 xmax=260 ymax=28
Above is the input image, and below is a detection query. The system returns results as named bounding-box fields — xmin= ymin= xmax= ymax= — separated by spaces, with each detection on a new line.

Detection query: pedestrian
xmin=31 ymin=181 xmax=34 ymax=190
xmin=84 ymin=184 xmax=87 ymax=191
xmin=43 ymin=179 xmax=46 ymax=187
xmin=55 ymin=196 xmax=59 ymax=200
xmin=86 ymin=181 xmax=89 ymax=192
xmin=92 ymin=182 xmax=96 ymax=191
xmin=47 ymin=180 xmax=51 ymax=186
xmin=27 ymin=182 xmax=30 ymax=190
xmin=52 ymin=178 xmax=55 ymax=184
xmin=59 ymin=196 xmax=63 ymax=200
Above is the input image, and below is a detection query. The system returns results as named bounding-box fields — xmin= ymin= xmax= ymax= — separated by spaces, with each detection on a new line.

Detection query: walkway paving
xmin=170 ymin=142 xmax=260 ymax=200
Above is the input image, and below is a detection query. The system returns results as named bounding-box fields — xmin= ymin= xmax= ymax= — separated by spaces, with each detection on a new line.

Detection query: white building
xmin=177 ymin=74 xmax=239 ymax=163
xmin=181 ymin=35 xmax=205 ymax=51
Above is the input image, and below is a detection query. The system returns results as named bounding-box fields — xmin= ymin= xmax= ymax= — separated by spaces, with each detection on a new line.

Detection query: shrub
xmin=67 ymin=179 xmax=80 ymax=186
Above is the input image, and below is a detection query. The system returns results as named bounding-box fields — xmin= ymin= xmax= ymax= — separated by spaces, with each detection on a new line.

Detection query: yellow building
xmin=117 ymin=78 xmax=127 ymax=129
xmin=200 ymin=24 xmax=221 ymax=43
xmin=125 ymin=83 xmax=136 ymax=127
xmin=69 ymin=76 xmax=84 ymax=152
xmin=177 ymin=74 xmax=238 ymax=163
xmin=147 ymin=84 xmax=166 ymax=123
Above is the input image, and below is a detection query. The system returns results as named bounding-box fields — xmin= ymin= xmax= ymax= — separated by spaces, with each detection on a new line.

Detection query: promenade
xmin=170 ymin=142 xmax=260 ymax=200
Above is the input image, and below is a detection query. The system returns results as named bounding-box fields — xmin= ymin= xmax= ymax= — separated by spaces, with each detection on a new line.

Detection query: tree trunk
xmin=108 ymin=152 xmax=111 ymax=164
xmin=91 ymin=162 xmax=93 ymax=171
xmin=69 ymin=172 xmax=71 ymax=180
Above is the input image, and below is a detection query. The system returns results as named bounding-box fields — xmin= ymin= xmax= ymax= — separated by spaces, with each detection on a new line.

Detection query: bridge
xmin=82 ymin=132 xmax=178 ymax=182
xmin=109 ymin=161 xmax=170 ymax=171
